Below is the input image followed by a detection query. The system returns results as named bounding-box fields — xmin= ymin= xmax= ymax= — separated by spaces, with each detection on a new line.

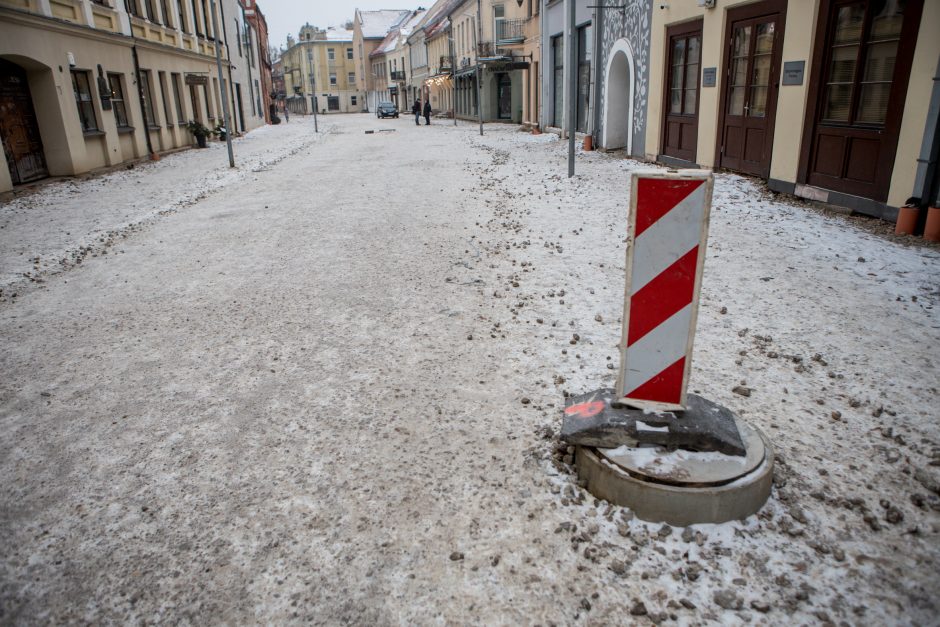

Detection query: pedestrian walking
xmin=423 ymin=100 xmax=432 ymax=126
xmin=412 ymin=99 xmax=421 ymax=126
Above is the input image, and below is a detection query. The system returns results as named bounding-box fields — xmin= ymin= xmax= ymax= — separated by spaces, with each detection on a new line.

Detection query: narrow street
xmin=1 ymin=114 xmax=938 ymax=624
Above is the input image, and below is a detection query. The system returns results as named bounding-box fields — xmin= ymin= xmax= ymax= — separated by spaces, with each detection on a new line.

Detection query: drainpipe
xmin=130 ymin=43 xmax=158 ymax=160
xmin=913 ymin=54 xmax=940 ymax=234
xmin=539 ymin=0 xmax=545 ymax=129
xmin=591 ymin=3 xmax=603 ymax=144
xmin=476 ymin=0 xmax=484 ymax=136
xmin=566 ymin=0 xmax=575 ymax=176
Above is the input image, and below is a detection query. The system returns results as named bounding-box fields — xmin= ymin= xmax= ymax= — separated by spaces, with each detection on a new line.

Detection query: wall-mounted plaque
xmin=782 ymin=61 xmax=805 ymax=86
xmin=702 ymin=67 xmax=717 ymax=88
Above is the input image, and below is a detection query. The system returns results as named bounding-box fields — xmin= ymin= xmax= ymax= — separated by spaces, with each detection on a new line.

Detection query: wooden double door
xmin=0 ymin=59 xmax=47 ymax=185
xmin=716 ymin=0 xmax=786 ymax=178
xmin=799 ymin=0 xmax=923 ymax=202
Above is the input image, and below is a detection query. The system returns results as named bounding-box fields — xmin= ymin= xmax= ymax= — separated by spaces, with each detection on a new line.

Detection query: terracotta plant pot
xmin=894 ymin=205 xmax=919 ymax=235
xmin=925 ymin=206 xmax=940 ymax=242
xmin=583 ymin=135 xmax=593 ymax=151
xmin=532 ymin=127 xmax=541 ymax=135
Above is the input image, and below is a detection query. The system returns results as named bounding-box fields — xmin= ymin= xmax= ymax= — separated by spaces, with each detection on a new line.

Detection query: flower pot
xmin=583 ymin=135 xmax=593 ymax=151
xmin=925 ymin=206 xmax=940 ymax=242
xmin=196 ymin=134 xmax=207 ymax=148
xmin=894 ymin=205 xmax=919 ymax=235
xmin=532 ymin=127 xmax=541 ymax=135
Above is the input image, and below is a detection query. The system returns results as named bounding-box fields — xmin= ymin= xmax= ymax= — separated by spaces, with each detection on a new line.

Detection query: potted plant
xmin=184 ymin=120 xmax=212 ymax=148
xmin=213 ymin=123 xmax=227 ymax=141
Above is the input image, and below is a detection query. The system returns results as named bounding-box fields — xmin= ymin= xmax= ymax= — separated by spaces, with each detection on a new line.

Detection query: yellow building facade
xmin=0 ymin=0 xmax=252 ymax=193
xmin=281 ymin=25 xmax=360 ymax=115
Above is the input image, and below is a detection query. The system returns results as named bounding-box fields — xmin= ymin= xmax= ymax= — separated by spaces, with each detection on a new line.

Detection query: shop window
xmin=171 ymin=73 xmax=185 ymax=121
xmin=552 ymin=35 xmax=564 ymax=128
xmin=158 ymin=71 xmax=173 ymax=125
xmin=140 ymin=70 xmax=157 ymax=127
xmin=107 ymin=73 xmax=129 ymax=128
xmin=71 ymin=70 xmax=98 ymax=132
xmin=821 ymin=0 xmax=904 ymax=125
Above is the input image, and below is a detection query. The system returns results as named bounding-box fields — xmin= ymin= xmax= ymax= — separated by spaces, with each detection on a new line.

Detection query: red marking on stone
xmin=628 ymin=246 xmax=698 ymax=345
xmin=625 ymin=357 xmax=685 ymax=405
xmin=564 ymin=400 xmax=605 ymax=419
xmin=635 ymin=179 xmax=703 ymax=238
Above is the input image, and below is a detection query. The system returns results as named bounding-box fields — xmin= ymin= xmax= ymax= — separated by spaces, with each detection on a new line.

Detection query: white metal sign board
xmin=616 ymin=170 xmax=714 ymax=412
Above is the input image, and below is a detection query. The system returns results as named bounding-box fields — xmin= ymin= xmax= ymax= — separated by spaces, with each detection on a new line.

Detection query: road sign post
xmin=560 ymin=168 xmax=774 ymax=525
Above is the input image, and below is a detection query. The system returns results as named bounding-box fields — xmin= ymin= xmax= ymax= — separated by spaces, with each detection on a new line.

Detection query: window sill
xmin=117 ymin=126 xmax=135 ymax=134
xmin=146 ymin=125 xmax=161 ymax=131
xmin=82 ymin=129 xmax=105 ymax=137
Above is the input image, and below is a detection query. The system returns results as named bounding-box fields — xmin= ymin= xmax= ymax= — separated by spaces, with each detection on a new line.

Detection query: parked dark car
xmin=376 ymin=102 xmax=399 ymax=119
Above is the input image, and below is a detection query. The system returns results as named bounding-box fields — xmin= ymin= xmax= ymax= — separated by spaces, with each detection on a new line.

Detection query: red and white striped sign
xmin=616 ymin=171 xmax=713 ymax=411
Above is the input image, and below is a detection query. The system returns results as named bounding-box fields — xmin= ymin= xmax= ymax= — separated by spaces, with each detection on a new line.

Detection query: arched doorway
xmin=602 ymin=39 xmax=636 ymax=153
xmin=0 ymin=58 xmax=47 ymax=184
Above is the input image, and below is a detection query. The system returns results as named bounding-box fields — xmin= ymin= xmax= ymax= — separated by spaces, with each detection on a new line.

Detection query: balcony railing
xmin=390 ymin=70 xmax=406 ymax=81
xmin=495 ymin=18 xmax=526 ymax=45
xmin=477 ymin=42 xmax=511 ymax=59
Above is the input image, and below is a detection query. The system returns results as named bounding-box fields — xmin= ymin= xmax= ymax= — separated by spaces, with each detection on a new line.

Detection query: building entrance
xmin=0 ymin=59 xmax=47 ymax=185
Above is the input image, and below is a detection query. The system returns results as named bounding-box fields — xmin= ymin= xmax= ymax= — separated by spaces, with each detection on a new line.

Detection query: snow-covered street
xmin=1 ymin=113 xmax=938 ymax=624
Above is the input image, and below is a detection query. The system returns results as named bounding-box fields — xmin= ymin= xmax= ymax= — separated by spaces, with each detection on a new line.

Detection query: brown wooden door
xmin=717 ymin=1 xmax=785 ymax=178
xmin=661 ymin=20 xmax=702 ymax=163
xmin=800 ymin=0 xmax=924 ymax=201
xmin=0 ymin=59 xmax=47 ymax=185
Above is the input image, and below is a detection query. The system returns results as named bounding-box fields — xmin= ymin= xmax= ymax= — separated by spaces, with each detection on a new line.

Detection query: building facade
xmin=0 ymin=0 xmax=269 ymax=193
xmin=594 ymin=0 xmax=652 ymax=158
xmin=450 ymin=0 xmax=538 ymax=124
xmin=222 ymin=0 xmax=267 ymax=133
xmin=646 ymin=0 xmax=939 ymax=221
xmin=540 ymin=0 xmax=594 ymax=135
xmin=243 ymin=0 xmax=272 ymax=122
xmin=354 ymin=9 xmax=411 ymax=112
xmin=281 ymin=25 xmax=359 ymax=115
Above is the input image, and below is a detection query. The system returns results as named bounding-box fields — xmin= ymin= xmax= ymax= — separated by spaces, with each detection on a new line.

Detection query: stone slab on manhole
xmin=600 ymin=418 xmax=765 ymax=486
xmin=562 ymin=388 xmax=746 ymax=456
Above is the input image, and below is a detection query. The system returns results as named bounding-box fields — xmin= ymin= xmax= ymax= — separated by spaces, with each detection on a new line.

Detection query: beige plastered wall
xmin=887 ymin=0 xmax=938 ymax=208
xmin=646 ymin=0 xmax=938 ymax=211
xmin=1 ymin=12 xmax=232 ymax=192
xmin=0 ymin=16 xmax=143 ymax=188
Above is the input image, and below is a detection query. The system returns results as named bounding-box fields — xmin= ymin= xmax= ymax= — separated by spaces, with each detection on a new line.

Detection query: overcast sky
xmin=264 ymin=1 xmax=423 ymax=52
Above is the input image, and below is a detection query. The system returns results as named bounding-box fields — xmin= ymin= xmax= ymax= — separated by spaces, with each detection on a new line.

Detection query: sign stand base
xmin=563 ymin=388 xmax=774 ymax=525
xmin=574 ymin=426 xmax=773 ymax=526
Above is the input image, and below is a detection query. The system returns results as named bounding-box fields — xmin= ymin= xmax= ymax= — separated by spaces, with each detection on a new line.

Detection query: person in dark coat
xmin=423 ymin=100 xmax=432 ymax=126
xmin=412 ymin=99 xmax=421 ymax=126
